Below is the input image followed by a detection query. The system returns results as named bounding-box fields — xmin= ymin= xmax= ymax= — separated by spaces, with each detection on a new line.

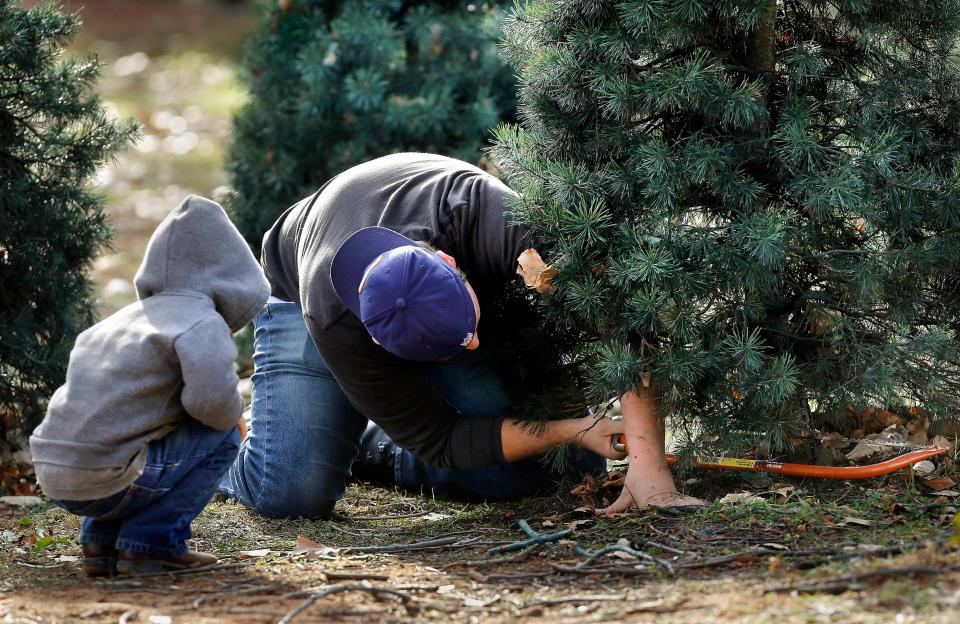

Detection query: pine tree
xmin=491 ymin=0 xmax=960 ymax=454
xmin=227 ymin=0 xmax=517 ymax=254
xmin=0 ymin=1 xmax=138 ymax=438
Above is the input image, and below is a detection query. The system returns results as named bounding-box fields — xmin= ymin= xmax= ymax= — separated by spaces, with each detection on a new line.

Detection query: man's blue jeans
xmin=220 ymin=301 xmax=604 ymax=518
xmin=50 ymin=420 xmax=240 ymax=556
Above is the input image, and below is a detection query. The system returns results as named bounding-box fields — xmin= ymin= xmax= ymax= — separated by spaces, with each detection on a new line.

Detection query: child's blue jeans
xmin=220 ymin=301 xmax=604 ymax=519
xmin=49 ymin=420 xmax=240 ymax=556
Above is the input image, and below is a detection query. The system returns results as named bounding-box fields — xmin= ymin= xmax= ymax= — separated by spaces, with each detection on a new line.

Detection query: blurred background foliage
xmin=226 ymin=0 xmax=517 ymax=256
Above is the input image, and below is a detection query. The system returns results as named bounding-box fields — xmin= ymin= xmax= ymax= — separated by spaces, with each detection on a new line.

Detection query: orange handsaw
xmin=612 ymin=434 xmax=948 ymax=479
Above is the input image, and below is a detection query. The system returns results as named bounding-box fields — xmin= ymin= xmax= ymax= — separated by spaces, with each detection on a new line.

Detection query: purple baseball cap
xmin=330 ymin=226 xmax=477 ymax=361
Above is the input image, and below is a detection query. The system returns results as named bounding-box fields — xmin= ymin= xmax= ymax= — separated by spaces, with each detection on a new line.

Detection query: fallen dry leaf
xmin=516 ymin=248 xmax=557 ymax=294
xmin=924 ymin=476 xmax=957 ymax=492
xmin=771 ymin=486 xmax=795 ymax=504
xmin=601 ymin=470 xmax=626 ymax=489
xmin=568 ymin=519 xmax=594 ymax=533
xmin=932 ymin=490 xmax=960 ymax=498
xmin=840 ymin=516 xmax=873 ymax=527
xmin=293 ymin=535 xmax=339 ymax=559
xmin=570 ymin=474 xmax=599 ymax=497
xmin=295 ymin=535 xmax=322 ymax=552
xmin=932 ymin=435 xmax=956 ymax=451
xmin=570 ymin=483 xmax=592 ymax=497
xmin=912 ymin=460 xmax=936 ymax=476
xmin=239 ymin=548 xmax=271 ymax=559
xmin=718 ymin=492 xmax=764 ymax=505
xmin=820 ymin=432 xmax=852 ymax=450
xmin=845 ymin=405 xmax=904 ymax=435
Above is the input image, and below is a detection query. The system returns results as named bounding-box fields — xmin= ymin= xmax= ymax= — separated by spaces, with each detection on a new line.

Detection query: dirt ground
xmin=3 ymin=472 xmax=959 ymax=623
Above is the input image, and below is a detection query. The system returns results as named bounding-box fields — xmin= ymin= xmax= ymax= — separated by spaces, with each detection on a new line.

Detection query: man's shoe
xmin=81 ymin=543 xmax=117 ymax=577
xmin=351 ymin=422 xmax=397 ymax=486
xmin=116 ymin=549 xmax=218 ymax=575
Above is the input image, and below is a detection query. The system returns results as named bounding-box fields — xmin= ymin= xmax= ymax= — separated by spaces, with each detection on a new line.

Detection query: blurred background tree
xmin=491 ymin=0 xmax=960 ymax=455
xmin=227 ymin=0 xmax=517 ymax=254
xmin=0 ymin=1 xmax=137 ymax=447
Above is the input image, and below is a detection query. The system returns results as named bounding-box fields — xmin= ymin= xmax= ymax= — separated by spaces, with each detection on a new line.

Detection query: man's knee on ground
xmin=242 ymin=467 xmax=343 ymax=519
xmin=249 ymin=491 xmax=336 ymax=519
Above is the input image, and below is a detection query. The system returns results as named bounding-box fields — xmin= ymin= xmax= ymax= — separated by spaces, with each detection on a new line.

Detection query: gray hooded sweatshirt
xmin=30 ymin=196 xmax=270 ymax=501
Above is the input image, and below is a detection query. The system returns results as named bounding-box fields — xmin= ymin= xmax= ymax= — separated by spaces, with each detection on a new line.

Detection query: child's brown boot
xmin=81 ymin=543 xmax=118 ymax=577
xmin=116 ymin=549 xmax=218 ymax=574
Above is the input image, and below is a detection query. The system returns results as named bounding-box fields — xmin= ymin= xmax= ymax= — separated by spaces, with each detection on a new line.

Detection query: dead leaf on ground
xmin=761 ymin=543 xmax=789 ymax=551
xmin=932 ymin=490 xmax=960 ymax=498
xmin=932 ymin=435 xmax=957 ymax=451
xmin=912 ymin=460 xmax=936 ymax=476
xmin=820 ymin=432 xmax=852 ymax=450
xmin=924 ymin=476 xmax=957 ymax=492
xmin=239 ymin=548 xmax=271 ymax=559
xmin=845 ymin=406 xmax=904 ymax=435
xmin=568 ymin=519 xmax=594 ymax=533
xmin=294 ymin=535 xmax=339 ymax=559
xmin=718 ymin=492 xmax=764 ymax=505
xmin=516 ymin=248 xmax=557 ymax=294
xmin=845 ymin=425 xmax=909 ymax=461
xmin=771 ymin=485 xmax=796 ymax=504
xmin=570 ymin=474 xmax=598 ymax=498
xmin=601 ymin=470 xmax=626 ymax=488
xmin=840 ymin=516 xmax=873 ymax=527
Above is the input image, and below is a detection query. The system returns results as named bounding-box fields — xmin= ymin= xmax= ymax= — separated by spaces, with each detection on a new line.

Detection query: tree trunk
xmin=749 ymin=0 xmax=778 ymax=103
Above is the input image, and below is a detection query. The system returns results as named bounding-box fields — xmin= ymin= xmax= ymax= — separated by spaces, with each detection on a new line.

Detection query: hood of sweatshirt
xmin=134 ymin=195 xmax=270 ymax=332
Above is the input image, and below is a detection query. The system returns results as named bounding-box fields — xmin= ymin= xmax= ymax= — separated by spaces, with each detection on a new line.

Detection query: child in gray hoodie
xmin=30 ymin=196 xmax=270 ymax=576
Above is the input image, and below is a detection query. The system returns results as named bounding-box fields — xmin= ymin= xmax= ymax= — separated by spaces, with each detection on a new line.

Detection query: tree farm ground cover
xmin=2 ymin=472 xmax=960 ymax=623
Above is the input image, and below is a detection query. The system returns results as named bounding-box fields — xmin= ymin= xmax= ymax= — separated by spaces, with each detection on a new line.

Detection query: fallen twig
xmin=572 ymin=542 xmax=676 ymax=577
xmin=641 ymin=539 xmax=690 ymax=555
xmin=764 ymin=563 xmax=960 ymax=594
xmin=278 ymin=583 xmax=415 ymax=624
xmin=465 ymin=544 xmax=544 ymax=567
xmin=549 ymin=562 xmax=648 ymax=576
xmin=97 ymin=561 xmax=252 ymax=580
xmin=484 ymin=571 xmax=554 ymax=582
xmin=325 ymin=571 xmax=390 ymax=582
xmin=342 ymin=536 xmax=461 ymax=553
xmin=118 ymin=611 xmax=137 ymax=624
xmin=520 ymin=593 xmax=624 ymax=609
xmin=487 ymin=519 xmax=571 ymax=555
xmin=14 ymin=559 xmax=65 ymax=569
xmin=347 ymin=509 xmax=435 ymax=521
xmin=192 ymin=583 xmax=278 ymax=609
xmin=676 ymin=546 xmax=780 ymax=569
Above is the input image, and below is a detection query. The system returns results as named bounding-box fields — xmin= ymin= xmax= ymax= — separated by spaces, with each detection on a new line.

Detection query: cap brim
xmin=331 ymin=226 xmax=417 ymax=318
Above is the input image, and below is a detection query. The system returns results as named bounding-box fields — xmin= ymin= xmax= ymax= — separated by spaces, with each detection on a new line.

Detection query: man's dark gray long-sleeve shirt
xmin=260 ymin=153 xmax=528 ymax=469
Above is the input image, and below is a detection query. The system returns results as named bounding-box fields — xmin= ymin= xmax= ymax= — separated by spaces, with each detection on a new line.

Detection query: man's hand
xmin=500 ymin=414 xmax=625 ymax=463
xmin=570 ymin=414 xmax=627 ymax=460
